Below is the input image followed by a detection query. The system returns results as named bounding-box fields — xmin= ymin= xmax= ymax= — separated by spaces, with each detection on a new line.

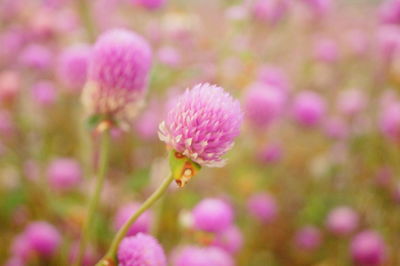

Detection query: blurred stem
xmin=97 ymin=174 xmax=175 ymax=266
xmin=76 ymin=0 xmax=95 ymax=42
xmin=75 ymin=129 xmax=110 ymax=266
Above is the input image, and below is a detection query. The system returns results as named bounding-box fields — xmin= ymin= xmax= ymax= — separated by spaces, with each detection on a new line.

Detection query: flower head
xmin=57 ymin=44 xmax=91 ymax=93
xmin=24 ymin=221 xmax=61 ymax=257
xmin=244 ymin=83 xmax=285 ymax=129
xmin=47 ymin=158 xmax=82 ymax=191
xmin=351 ymin=230 xmax=386 ymax=266
xmin=192 ymin=198 xmax=233 ymax=233
xmin=294 ymin=226 xmax=322 ymax=251
xmin=117 ymin=233 xmax=166 ymax=266
xmin=247 ymin=193 xmax=278 ymax=223
xmin=212 ymin=225 xmax=243 ymax=254
xmin=325 ymin=206 xmax=358 ymax=236
xmin=292 ymin=91 xmax=325 ymax=127
xmin=82 ymin=28 xmax=152 ymax=122
xmin=159 ymin=83 xmax=242 ymax=168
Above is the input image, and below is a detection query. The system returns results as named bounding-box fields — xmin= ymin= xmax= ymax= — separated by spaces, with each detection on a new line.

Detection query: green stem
xmin=97 ymin=174 xmax=175 ymax=266
xmin=75 ymin=130 xmax=110 ymax=266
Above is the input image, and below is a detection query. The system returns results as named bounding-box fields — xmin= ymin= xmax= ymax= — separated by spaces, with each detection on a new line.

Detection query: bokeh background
xmin=1 ymin=0 xmax=400 ymax=265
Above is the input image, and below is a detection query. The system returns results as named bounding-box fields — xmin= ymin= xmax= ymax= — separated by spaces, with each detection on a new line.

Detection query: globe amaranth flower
xmin=57 ymin=44 xmax=91 ymax=93
xmin=350 ymin=230 xmax=386 ymax=266
xmin=325 ymin=206 xmax=358 ymax=236
xmin=31 ymin=81 xmax=57 ymax=107
xmin=47 ymin=158 xmax=82 ymax=191
xmin=117 ymin=233 xmax=166 ymax=266
xmin=133 ymin=0 xmax=167 ymax=11
xmin=251 ymin=0 xmax=288 ymax=25
xmin=292 ymin=91 xmax=325 ymax=127
xmin=244 ymin=83 xmax=285 ymax=129
xmin=82 ymin=28 xmax=152 ymax=123
xmin=192 ymin=198 xmax=233 ymax=233
xmin=172 ymin=246 xmax=234 ymax=266
xmin=24 ymin=221 xmax=61 ymax=258
xmin=113 ymin=203 xmax=153 ymax=236
xmin=247 ymin=192 xmax=278 ymax=223
xmin=380 ymin=0 xmax=400 ymax=25
xmin=294 ymin=226 xmax=322 ymax=251
xmin=159 ymin=83 xmax=243 ymax=168
xmin=212 ymin=225 xmax=243 ymax=254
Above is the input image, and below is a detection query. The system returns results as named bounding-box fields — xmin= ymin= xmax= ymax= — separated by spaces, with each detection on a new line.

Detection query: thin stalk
xmin=75 ymin=130 xmax=110 ymax=266
xmin=97 ymin=174 xmax=175 ymax=266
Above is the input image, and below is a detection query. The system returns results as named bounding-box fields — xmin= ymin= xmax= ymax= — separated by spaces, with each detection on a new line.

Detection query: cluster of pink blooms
xmin=2 ymin=0 xmax=400 ymax=265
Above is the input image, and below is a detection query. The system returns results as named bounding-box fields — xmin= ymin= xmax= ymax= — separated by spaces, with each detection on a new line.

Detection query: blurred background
xmin=1 ymin=0 xmax=400 ymax=265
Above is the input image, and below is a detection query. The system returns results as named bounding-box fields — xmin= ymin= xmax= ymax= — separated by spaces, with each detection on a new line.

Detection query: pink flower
xmin=82 ymin=28 xmax=152 ymax=121
xmin=118 ymin=233 xmax=166 ymax=266
xmin=292 ymin=91 xmax=325 ymax=127
xmin=192 ymin=198 xmax=233 ymax=233
xmin=351 ymin=231 xmax=386 ymax=266
xmin=57 ymin=44 xmax=91 ymax=93
xmin=244 ymin=83 xmax=285 ymax=129
xmin=247 ymin=193 xmax=278 ymax=223
xmin=172 ymin=246 xmax=233 ymax=266
xmin=212 ymin=225 xmax=243 ymax=254
xmin=47 ymin=158 xmax=82 ymax=191
xmin=325 ymin=206 xmax=359 ymax=236
xmin=159 ymin=83 xmax=242 ymax=167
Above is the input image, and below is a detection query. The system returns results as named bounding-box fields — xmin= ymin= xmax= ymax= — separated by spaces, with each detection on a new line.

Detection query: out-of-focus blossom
xmin=380 ymin=0 xmax=400 ymax=25
xmin=132 ymin=0 xmax=167 ymax=10
xmin=47 ymin=158 xmax=82 ymax=191
xmin=113 ymin=203 xmax=153 ymax=236
xmin=158 ymin=46 xmax=181 ymax=68
xmin=351 ymin=230 xmax=386 ymax=266
xmin=244 ymin=83 xmax=285 ymax=129
xmin=323 ymin=117 xmax=348 ymax=140
xmin=10 ymin=234 xmax=31 ymax=262
xmin=192 ymin=198 xmax=233 ymax=233
xmin=313 ymin=38 xmax=339 ymax=63
xmin=31 ymin=81 xmax=57 ymax=107
xmin=212 ymin=225 xmax=243 ymax=254
xmin=172 ymin=246 xmax=234 ymax=266
xmin=300 ymin=0 xmax=333 ymax=18
xmin=257 ymin=65 xmax=291 ymax=94
xmin=118 ymin=233 xmax=166 ymax=266
xmin=257 ymin=143 xmax=283 ymax=164
xmin=0 ymin=71 xmax=20 ymax=105
xmin=82 ymin=28 xmax=152 ymax=122
xmin=337 ymin=88 xmax=367 ymax=117
xmin=294 ymin=226 xmax=322 ymax=251
xmin=19 ymin=44 xmax=53 ymax=71
xmin=379 ymin=101 xmax=400 ymax=141
xmin=377 ymin=26 xmax=400 ymax=62
xmin=57 ymin=44 xmax=91 ymax=93
xmin=251 ymin=0 xmax=288 ymax=25
xmin=24 ymin=221 xmax=61 ymax=258
xmin=325 ymin=206 xmax=358 ymax=236
xmin=346 ymin=30 xmax=369 ymax=57
xmin=247 ymin=192 xmax=278 ymax=223
xmin=159 ymin=83 xmax=242 ymax=167
xmin=292 ymin=91 xmax=325 ymax=127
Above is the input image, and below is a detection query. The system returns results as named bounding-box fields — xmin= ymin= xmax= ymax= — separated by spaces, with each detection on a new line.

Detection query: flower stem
xmin=75 ymin=130 xmax=110 ymax=266
xmin=97 ymin=174 xmax=175 ymax=266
